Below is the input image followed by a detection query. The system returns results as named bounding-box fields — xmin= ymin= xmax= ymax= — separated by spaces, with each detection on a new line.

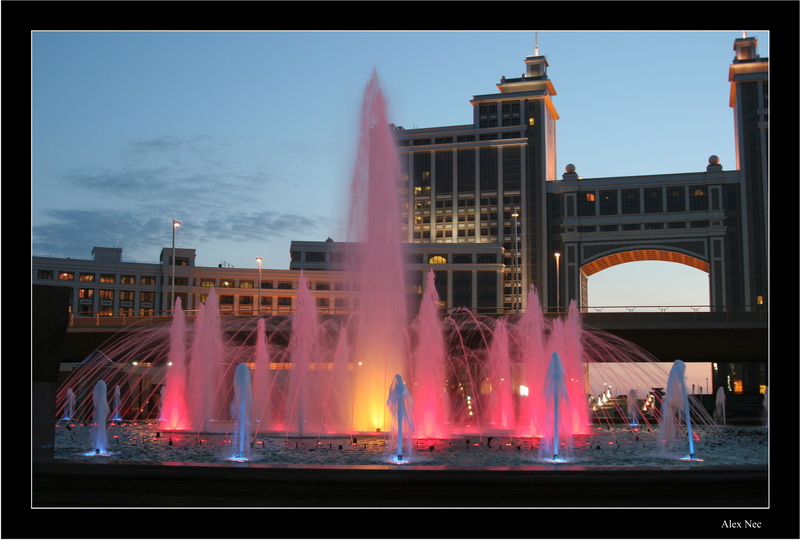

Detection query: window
xmin=453 ymin=255 xmax=472 ymax=264
xmin=140 ymin=291 xmax=155 ymax=302
xmin=306 ymin=253 xmax=326 ymax=262
xmin=435 ymin=150 xmax=453 ymax=192
xmin=121 ymin=275 xmax=136 ymax=284
xmin=220 ymin=295 xmax=235 ymax=305
xmin=277 ymin=282 xmax=293 ymax=289
xmin=201 ymin=279 xmax=215 ymax=287
xmin=502 ymin=146 xmax=521 ymax=191
xmin=239 ymin=281 xmax=254 ymax=289
xmin=100 ymin=274 xmax=115 ymax=283
xmin=80 ymin=273 xmax=95 ymax=282
xmin=479 ymin=147 xmax=498 ymax=191
xmin=644 ymin=188 xmax=663 ymax=213
xmin=457 ymin=149 xmax=475 ymax=191
xmin=278 ymin=297 xmax=292 ymax=306
xmin=599 ymin=191 xmax=617 ymax=215
xmin=120 ymin=291 xmax=135 ymax=301
xmin=59 ymin=272 xmax=74 ymax=280
xmin=141 ymin=276 xmax=156 ymax=285
xmin=689 ymin=186 xmax=709 ymax=211
xmin=239 ymin=296 xmax=253 ymax=306
xmin=667 ymin=187 xmax=686 ymax=212
xmin=220 ymin=280 xmax=234 ymax=288
xmin=38 ymin=270 xmax=54 ymax=280
xmin=621 ymin=190 xmax=640 ymax=214
xmin=429 ymin=255 xmax=447 ymax=265
xmin=477 ymin=255 xmax=497 ymax=264
xmin=79 ymin=288 xmax=93 ymax=299
xmin=577 ymin=192 xmax=596 ymax=216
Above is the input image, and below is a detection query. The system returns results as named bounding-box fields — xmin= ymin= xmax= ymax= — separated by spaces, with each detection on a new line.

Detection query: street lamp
xmin=171 ymin=220 xmax=181 ymax=315
xmin=512 ymin=211 xmax=520 ymax=312
xmin=554 ymin=251 xmax=561 ymax=312
xmin=256 ymin=257 xmax=262 ymax=315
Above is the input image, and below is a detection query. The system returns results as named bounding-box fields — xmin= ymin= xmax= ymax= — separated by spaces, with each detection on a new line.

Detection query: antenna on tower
xmin=534 ymin=32 xmax=539 ymax=55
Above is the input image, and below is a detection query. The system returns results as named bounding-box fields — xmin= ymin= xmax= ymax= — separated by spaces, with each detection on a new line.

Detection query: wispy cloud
xmin=32 ymin=135 xmax=328 ymax=262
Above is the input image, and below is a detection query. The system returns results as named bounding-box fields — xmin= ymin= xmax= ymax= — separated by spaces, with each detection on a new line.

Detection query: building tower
xmin=394 ymin=39 xmax=559 ymax=311
xmin=728 ymin=33 xmax=768 ymax=310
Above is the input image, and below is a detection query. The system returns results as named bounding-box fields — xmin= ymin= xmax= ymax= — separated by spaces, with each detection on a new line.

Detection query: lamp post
xmin=171 ymin=220 xmax=181 ymax=315
xmin=512 ymin=211 xmax=520 ymax=312
xmin=554 ymin=251 xmax=561 ymax=313
xmin=256 ymin=257 xmax=262 ymax=315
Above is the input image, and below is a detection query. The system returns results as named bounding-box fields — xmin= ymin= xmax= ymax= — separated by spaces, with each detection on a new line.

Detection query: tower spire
xmin=534 ymin=32 xmax=539 ymax=56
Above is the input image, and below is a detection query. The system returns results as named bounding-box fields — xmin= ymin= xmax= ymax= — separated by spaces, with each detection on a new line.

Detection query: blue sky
xmin=31 ymin=30 xmax=768 ymax=308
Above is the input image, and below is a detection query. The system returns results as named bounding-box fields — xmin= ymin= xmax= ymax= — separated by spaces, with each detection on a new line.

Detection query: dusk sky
xmin=31 ymin=30 xmax=768 ymax=309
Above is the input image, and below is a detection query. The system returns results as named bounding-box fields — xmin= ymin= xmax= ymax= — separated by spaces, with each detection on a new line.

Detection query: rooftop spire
xmin=534 ymin=32 xmax=539 ymax=56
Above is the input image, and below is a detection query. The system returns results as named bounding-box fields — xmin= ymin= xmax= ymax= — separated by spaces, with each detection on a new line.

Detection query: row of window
xmin=569 ymin=185 xmax=714 ymax=217
xmin=35 ymin=270 xmax=324 ymax=290
xmin=567 ymin=221 xmax=713 ymax=233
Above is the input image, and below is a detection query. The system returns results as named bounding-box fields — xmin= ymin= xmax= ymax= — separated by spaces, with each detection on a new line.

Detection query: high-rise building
xmin=394 ymin=34 xmax=768 ymax=312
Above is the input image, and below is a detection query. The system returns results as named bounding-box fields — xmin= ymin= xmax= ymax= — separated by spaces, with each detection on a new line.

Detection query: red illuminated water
xmin=54 ymin=71 xmax=723 ymax=460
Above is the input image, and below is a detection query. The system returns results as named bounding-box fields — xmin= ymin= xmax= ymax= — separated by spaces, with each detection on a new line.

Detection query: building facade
xmin=394 ymin=35 xmax=768 ymax=312
xmin=31 ymin=241 xmax=507 ymax=320
xmin=32 ymin=35 xmax=768 ymax=320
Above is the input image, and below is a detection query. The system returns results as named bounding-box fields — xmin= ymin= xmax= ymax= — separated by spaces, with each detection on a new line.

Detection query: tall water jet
xmin=714 ymin=387 xmax=726 ymax=426
xmin=514 ymin=285 xmax=547 ymax=436
xmin=410 ymin=270 xmax=449 ymax=438
xmin=346 ymin=70 xmax=408 ymax=432
xmin=230 ymin=363 xmax=252 ymax=461
xmin=547 ymin=301 xmax=590 ymax=435
xmin=387 ymin=374 xmax=414 ymax=461
xmin=111 ymin=385 xmax=122 ymax=421
xmin=188 ymin=289 xmax=225 ymax=432
xmin=627 ymin=389 xmax=640 ymax=426
xmin=486 ymin=318 xmax=515 ymax=432
xmin=659 ymin=360 xmax=700 ymax=461
xmin=541 ymin=352 xmax=570 ymax=462
xmin=161 ymin=296 xmax=189 ymax=431
xmin=251 ymin=317 xmax=273 ymax=429
xmin=285 ymin=273 xmax=318 ymax=436
xmin=91 ymin=380 xmax=110 ymax=454
xmin=63 ymin=388 xmax=76 ymax=421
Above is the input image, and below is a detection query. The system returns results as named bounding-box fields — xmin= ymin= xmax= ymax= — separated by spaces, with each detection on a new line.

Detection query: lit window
xmin=59 ymin=272 xmax=74 ymax=280
xmin=429 ymin=256 xmax=447 ymax=265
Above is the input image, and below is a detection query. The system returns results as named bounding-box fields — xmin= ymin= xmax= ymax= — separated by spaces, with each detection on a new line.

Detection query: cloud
xmin=32 ymin=135 xmax=329 ymax=262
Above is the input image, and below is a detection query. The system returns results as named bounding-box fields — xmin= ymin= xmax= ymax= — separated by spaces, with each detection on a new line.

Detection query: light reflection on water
xmin=53 ymin=422 xmax=768 ymax=468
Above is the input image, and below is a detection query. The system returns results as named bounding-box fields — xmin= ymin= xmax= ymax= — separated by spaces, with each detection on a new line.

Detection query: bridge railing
xmin=67 ymin=304 xmax=766 ymax=328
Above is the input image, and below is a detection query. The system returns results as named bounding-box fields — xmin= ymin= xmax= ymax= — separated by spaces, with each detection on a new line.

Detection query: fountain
xmin=410 ymin=270 xmax=449 ymax=438
xmin=714 ymin=387 xmax=726 ymax=426
xmin=541 ymin=352 xmax=570 ymax=462
xmin=627 ymin=389 xmax=640 ymax=426
xmin=111 ymin=385 xmax=122 ymax=421
xmin=90 ymin=380 xmax=109 ymax=455
xmin=230 ymin=363 xmax=252 ymax=461
xmin=51 ymin=71 xmax=763 ymax=472
xmin=387 ymin=374 xmax=414 ymax=462
xmin=659 ymin=360 xmax=702 ymax=461
xmin=63 ymin=388 xmax=76 ymax=421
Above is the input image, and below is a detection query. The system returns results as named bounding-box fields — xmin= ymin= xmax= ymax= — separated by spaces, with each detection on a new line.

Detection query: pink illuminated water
xmin=54 ymin=71 xmax=720 ymax=462
xmin=410 ymin=270 xmax=449 ymax=438
xmin=345 ymin=70 xmax=409 ymax=432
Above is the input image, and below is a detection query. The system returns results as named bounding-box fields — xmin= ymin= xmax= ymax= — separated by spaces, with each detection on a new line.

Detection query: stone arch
xmin=581 ymin=249 xmax=709 ymax=277
xmin=579 ymin=249 xmax=710 ymax=308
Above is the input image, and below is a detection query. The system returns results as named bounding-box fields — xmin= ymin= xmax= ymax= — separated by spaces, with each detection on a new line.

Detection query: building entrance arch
xmin=578 ymin=249 xmax=710 ymax=310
